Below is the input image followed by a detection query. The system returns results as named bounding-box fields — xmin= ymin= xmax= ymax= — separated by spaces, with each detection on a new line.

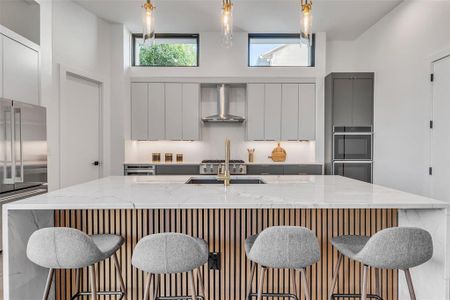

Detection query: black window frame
xmin=247 ymin=33 xmax=315 ymax=68
xmin=132 ymin=33 xmax=200 ymax=67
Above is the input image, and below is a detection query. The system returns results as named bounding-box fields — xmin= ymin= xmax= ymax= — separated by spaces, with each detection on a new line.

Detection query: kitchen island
xmin=3 ymin=175 xmax=449 ymax=300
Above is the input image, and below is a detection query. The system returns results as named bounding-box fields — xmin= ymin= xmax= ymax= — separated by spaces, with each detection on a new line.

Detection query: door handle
xmin=14 ymin=108 xmax=23 ymax=183
xmin=3 ymin=107 xmax=14 ymax=184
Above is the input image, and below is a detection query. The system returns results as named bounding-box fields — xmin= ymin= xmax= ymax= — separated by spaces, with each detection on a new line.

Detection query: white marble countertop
xmin=4 ymin=175 xmax=448 ymax=210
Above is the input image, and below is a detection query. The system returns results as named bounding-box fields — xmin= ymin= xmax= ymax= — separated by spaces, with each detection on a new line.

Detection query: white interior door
xmin=431 ymin=55 xmax=450 ymax=202
xmin=60 ymin=72 xmax=101 ymax=188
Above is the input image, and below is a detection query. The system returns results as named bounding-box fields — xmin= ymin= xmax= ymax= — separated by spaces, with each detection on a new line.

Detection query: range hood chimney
xmin=202 ymin=84 xmax=245 ymax=123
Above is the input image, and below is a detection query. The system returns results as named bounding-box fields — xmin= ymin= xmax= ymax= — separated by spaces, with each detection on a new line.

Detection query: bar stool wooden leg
xmin=74 ymin=268 xmax=80 ymax=296
xmin=42 ymin=268 xmax=54 ymax=300
xmin=375 ymin=268 xmax=381 ymax=296
xmin=89 ymin=265 xmax=98 ymax=300
xmin=404 ymin=269 xmax=417 ymax=300
xmin=189 ymin=271 xmax=198 ymax=300
xmin=256 ymin=267 xmax=267 ymax=300
xmin=247 ymin=262 xmax=256 ymax=300
xmin=153 ymin=274 xmax=160 ymax=300
xmin=112 ymin=253 xmax=127 ymax=297
xmin=143 ymin=273 xmax=153 ymax=300
xmin=197 ymin=268 xmax=206 ymax=297
xmin=300 ymin=269 xmax=310 ymax=300
xmin=328 ymin=253 xmax=343 ymax=300
xmin=290 ymin=269 xmax=298 ymax=296
xmin=361 ymin=265 xmax=368 ymax=300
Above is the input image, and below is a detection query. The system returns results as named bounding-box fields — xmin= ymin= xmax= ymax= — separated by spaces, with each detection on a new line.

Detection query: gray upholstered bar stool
xmin=132 ymin=232 xmax=208 ymax=300
xmin=328 ymin=227 xmax=433 ymax=300
xmin=27 ymin=227 xmax=126 ymax=300
xmin=245 ymin=226 xmax=321 ymax=300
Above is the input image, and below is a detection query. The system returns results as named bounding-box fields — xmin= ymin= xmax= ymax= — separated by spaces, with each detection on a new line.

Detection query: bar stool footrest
xmin=71 ymin=290 xmax=126 ymax=300
xmin=332 ymin=293 xmax=383 ymax=300
xmin=248 ymin=292 xmax=299 ymax=299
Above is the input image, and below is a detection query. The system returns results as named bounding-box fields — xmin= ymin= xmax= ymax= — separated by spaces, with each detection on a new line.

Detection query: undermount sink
xmin=186 ymin=177 xmax=266 ymax=185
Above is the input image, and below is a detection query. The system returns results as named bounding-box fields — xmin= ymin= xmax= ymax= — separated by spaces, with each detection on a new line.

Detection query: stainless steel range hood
xmin=202 ymin=84 xmax=245 ymax=123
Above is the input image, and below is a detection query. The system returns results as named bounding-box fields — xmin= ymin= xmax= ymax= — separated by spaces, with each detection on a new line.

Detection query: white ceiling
xmin=74 ymin=0 xmax=402 ymax=41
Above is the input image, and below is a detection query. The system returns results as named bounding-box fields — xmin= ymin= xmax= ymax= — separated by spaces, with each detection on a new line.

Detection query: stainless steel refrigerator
xmin=0 ymin=99 xmax=47 ymax=250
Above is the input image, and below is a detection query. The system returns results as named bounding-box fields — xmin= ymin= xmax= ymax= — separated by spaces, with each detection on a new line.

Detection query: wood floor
xmin=54 ymin=208 xmax=398 ymax=300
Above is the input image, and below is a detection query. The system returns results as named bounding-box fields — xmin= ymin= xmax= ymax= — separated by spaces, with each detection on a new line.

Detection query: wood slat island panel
xmin=54 ymin=209 xmax=398 ymax=300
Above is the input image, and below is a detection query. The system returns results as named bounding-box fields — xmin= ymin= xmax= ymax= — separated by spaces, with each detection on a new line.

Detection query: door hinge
xmin=431 ymin=73 xmax=434 ymax=82
xmin=430 ymin=120 xmax=433 ymax=129
xmin=429 ymin=167 xmax=433 ymax=175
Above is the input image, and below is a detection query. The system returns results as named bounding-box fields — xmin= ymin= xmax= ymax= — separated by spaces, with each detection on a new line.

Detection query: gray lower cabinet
xmin=247 ymin=165 xmax=284 ymax=175
xmin=247 ymin=164 xmax=322 ymax=175
xmin=283 ymin=164 xmax=323 ymax=175
xmin=156 ymin=165 xmax=200 ymax=175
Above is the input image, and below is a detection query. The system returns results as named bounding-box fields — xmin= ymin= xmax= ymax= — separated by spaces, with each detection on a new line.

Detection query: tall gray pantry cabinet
xmin=325 ymin=73 xmax=374 ymax=182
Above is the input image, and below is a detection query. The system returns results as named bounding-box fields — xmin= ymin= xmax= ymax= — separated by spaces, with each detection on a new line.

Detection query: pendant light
xmin=300 ymin=0 xmax=312 ymax=46
xmin=222 ymin=0 xmax=233 ymax=47
xmin=142 ymin=0 xmax=156 ymax=46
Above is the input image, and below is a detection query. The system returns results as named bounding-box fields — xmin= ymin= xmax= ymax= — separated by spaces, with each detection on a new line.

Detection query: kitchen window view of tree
xmin=248 ymin=34 xmax=314 ymax=67
xmin=134 ymin=34 xmax=199 ymax=67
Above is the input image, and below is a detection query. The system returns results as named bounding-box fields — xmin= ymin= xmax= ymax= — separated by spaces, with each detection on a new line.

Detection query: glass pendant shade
xmin=300 ymin=1 xmax=312 ymax=46
xmin=143 ymin=1 xmax=155 ymax=47
xmin=222 ymin=1 xmax=233 ymax=47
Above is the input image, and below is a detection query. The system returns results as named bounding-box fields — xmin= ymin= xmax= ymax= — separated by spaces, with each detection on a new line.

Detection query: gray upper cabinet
xmin=248 ymin=83 xmax=316 ymax=141
xmin=182 ymin=84 xmax=200 ymax=140
xmin=299 ymin=84 xmax=316 ymax=140
xmin=264 ymin=84 xmax=282 ymax=141
xmin=148 ymin=83 xmax=165 ymax=140
xmin=332 ymin=78 xmax=353 ymax=127
xmin=165 ymin=83 xmax=183 ymax=140
xmin=247 ymin=84 xmax=265 ymax=140
xmin=2 ymin=36 xmax=39 ymax=105
xmin=131 ymin=82 xmax=200 ymax=141
xmin=330 ymin=73 xmax=374 ymax=127
xmin=352 ymin=78 xmax=373 ymax=126
xmin=281 ymin=84 xmax=299 ymax=141
xmin=131 ymin=83 xmax=148 ymax=140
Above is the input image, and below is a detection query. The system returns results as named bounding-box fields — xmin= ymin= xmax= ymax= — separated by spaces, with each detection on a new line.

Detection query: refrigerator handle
xmin=3 ymin=108 xmax=14 ymax=184
xmin=13 ymin=108 xmax=24 ymax=183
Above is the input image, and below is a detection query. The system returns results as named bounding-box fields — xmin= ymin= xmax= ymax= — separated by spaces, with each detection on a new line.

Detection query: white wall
xmin=0 ymin=0 xmax=40 ymax=44
xmin=327 ymin=1 xmax=450 ymax=196
xmin=39 ymin=0 xmax=113 ymax=190
xmin=131 ymin=32 xmax=326 ymax=79
xmin=110 ymin=24 xmax=131 ymax=175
